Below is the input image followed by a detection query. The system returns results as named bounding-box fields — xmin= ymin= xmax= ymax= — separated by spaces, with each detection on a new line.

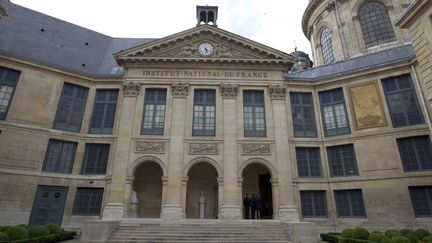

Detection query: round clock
xmin=198 ymin=42 xmax=214 ymax=56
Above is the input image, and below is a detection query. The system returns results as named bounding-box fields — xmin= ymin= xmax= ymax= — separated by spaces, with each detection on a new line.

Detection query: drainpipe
xmin=334 ymin=0 xmax=348 ymax=59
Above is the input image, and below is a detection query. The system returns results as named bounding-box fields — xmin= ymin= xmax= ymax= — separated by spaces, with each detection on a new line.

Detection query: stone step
xmin=110 ymin=235 xmax=288 ymax=239
xmin=108 ymin=241 xmax=291 ymax=243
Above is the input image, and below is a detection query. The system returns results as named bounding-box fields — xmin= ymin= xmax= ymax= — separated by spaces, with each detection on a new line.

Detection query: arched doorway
xmin=242 ymin=163 xmax=273 ymax=219
xmin=133 ymin=161 xmax=163 ymax=218
xmin=186 ymin=162 xmax=219 ymax=219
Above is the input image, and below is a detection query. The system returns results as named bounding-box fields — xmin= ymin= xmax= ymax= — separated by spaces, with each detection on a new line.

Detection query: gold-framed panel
xmin=348 ymin=81 xmax=387 ymax=129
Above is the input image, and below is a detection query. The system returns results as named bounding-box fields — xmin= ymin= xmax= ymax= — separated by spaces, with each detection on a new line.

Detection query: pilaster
xmin=268 ymin=84 xmax=299 ymax=222
xmin=219 ymin=83 xmax=243 ymax=220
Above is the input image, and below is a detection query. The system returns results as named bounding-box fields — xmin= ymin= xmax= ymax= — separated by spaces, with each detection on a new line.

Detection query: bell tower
xmin=196 ymin=6 xmax=218 ymax=27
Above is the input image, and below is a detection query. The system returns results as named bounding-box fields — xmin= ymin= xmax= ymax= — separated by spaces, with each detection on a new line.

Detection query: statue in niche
xmin=199 ymin=190 xmax=206 ymax=219
xmin=129 ymin=190 xmax=139 ymax=218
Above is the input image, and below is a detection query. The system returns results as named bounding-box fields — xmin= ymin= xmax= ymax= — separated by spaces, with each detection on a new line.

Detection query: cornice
xmin=396 ymin=0 xmax=432 ymax=28
xmin=302 ymin=0 xmax=325 ymax=40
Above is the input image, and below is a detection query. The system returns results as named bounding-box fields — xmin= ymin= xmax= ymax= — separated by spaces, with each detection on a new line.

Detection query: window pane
xmin=290 ymin=93 xmax=317 ymax=138
xmin=81 ymin=144 xmax=110 ymax=174
xmin=0 ymin=67 xmax=21 ymax=120
xmin=334 ymin=189 xmax=366 ymax=217
xmin=300 ymin=191 xmax=328 ymax=217
xmin=320 ymin=28 xmax=336 ymax=64
xmin=53 ymin=83 xmax=89 ymax=133
xmin=244 ymin=90 xmax=266 ymax=137
xmin=72 ymin=188 xmax=104 ymax=216
xmin=89 ymin=89 xmax=118 ymax=134
xmin=296 ymin=147 xmax=321 ymax=177
xmin=397 ymin=136 xmax=432 ymax=172
xmin=141 ymin=89 xmax=167 ymax=135
xmin=327 ymin=144 xmax=358 ymax=177
xmin=409 ymin=186 xmax=432 ymax=217
xmin=319 ymin=88 xmax=350 ymax=137
xmin=42 ymin=139 xmax=77 ymax=174
xmin=193 ymin=90 xmax=215 ymax=136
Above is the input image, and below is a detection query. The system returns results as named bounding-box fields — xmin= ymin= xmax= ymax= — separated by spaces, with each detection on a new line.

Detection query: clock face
xmin=198 ymin=42 xmax=214 ymax=56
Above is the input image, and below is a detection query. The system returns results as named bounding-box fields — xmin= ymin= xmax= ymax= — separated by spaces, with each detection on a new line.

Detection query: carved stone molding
xmin=171 ymin=83 xmax=189 ymax=97
xmin=220 ymin=83 xmax=238 ymax=98
xmin=122 ymin=81 xmax=141 ymax=96
xmin=155 ymin=42 xmax=254 ymax=59
xmin=268 ymin=84 xmax=287 ymax=99
xmin=189 ymin=143 xmax=218 ymax=154
xmin=242 ymin=144 xmax=271 ymax=154
xmin=135 ymin=142 xmax=165 ymax=154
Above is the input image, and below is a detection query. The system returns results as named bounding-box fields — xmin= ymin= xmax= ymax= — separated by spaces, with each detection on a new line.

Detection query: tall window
xmin=141 ymin=89 xmax=166 ymax=135
xmin=243 ymin=90 xmax=266 ymax=137
xmin=290 ymin=92 xmax=317 ymax=138
xmin=334 ymin=189 xmax=366 ymax=217
xmin=0 ymin=67 xmax=21 ymax=120
xmin=382 ymin=74 xmax=424 ymax=127
xmin=397 ymin=136 xmax=432 ymax=172
xmin=81 ymin=144 xmax=110 ymax=175
xmin=300 ymin=191 xmax=328 ymax=217
xmin=409 ymin=186 xmax=432 ymax=217
xmin=320 ymin=28 xmax=336 ymax=64
xmin=42 ymin=139 xmax=77 ymax=174
xmin=327 ymin=144 xmax=358 ymax=177
xmin=53 ymin=83 xmax=89 ymax=133
xmin=296 ymin=147 xmax=322 ymax=177
xmin=72 ymin=188 xmax=104 ymax=216
xmin=319 ymin=88 xmax=350 ymax=137
xmin=193 ymin=90 xmax=216 ymax=136
xmin=89 ymin=89 xmax=118 ymax=134
xmin=359 ymin=1 xmax=396 ymax=48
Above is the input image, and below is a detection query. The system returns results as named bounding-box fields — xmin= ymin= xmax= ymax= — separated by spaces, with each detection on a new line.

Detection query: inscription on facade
xmin=142 ymin=69 xmax=270 ymax=79
xmin=189 ymin=143 xmax=218 ymax=154
xmin=136 ymin=142 xmax=165 ymax=153
xmin=242 ymin=144 xmax=271 ymax=154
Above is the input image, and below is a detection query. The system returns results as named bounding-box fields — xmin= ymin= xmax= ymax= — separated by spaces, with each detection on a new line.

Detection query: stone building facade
xmin=0 ymin=0 xmax=431 ymax=235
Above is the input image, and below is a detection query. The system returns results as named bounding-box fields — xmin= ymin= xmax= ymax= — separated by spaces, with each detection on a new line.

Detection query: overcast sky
xmin=12 ymin=0 xmax=312 ymax=56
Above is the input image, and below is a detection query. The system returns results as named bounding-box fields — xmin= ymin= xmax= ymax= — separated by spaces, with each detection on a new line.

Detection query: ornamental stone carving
xmin=220 ymin=83 xmax=238 ymax=98
xmin=171 ymin=83 xmax=189 ymax=97
xmin=122 ymin=81 xmax=141 ymax=96
xmin=242 ymin=144 xmax=271 ymax=154
xmin=136 ymin=142 xmax=164 ymax=153
xmin=268 ymin=84 xmax=287 ymax=99
xmin=189 ymin=143 xmax=218 ymax=154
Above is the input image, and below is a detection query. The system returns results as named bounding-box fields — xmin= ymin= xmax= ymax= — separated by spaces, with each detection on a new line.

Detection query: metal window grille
xmin=0 ymin=67 xmax=20 ymax=120
xmin=334 ymin=189 xmax=366 ymax=217
xmin=53 ymin=83 xmax=89 ymax=132
xmin=296 ymin=147 xmax=322 ymax=177
xmin=141 ymin=89 xmax=166 ymax=135
xmin=409 ymin=186 xmax=432 ymax=217
xmin=382 ymin=74 xmax=424 ymax=127
xmin=81 ymin=144 xmax=110 ymax=174
xmin=359 ymin=1 xmax=396 ymax=48
xmin=397 ymin=136 xmax=432 ymax=172
xmin=319 ymin=88 xmax=350 ymax=137
xmin=72 ymin=188 xmax=104 ymax=216
xmin=327 ymin=144 xmax=358 ymax=177
xmin=320 ymin=28 xmax=336 ymax=64
xmin=89 ymin=89 xmax=118 ymax=134
xmin=290 ymin=92 xmax=317 ymax=138
xmin=193 ymin=89 xmax=216 ymax=136
xmin=243 ymin=90 xmax=266 ymax=137
xmin=300 ymin=190 xmax=328 ymax=217
xmin=42 ymin=139 xmax=77 ymax=174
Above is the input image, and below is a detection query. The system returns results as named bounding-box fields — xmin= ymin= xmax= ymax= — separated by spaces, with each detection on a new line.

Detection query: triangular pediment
xmin=115 ymin=25 xmax=294 ymax=65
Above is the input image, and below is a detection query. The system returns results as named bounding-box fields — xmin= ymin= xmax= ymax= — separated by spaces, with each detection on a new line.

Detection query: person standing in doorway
xmin=251 ymin=194 xmax=257 ymax=219
xmin=243 ymin=193 xmax=250 ymax=219
xmin=256 ymin=195 xmax=263 ymax=219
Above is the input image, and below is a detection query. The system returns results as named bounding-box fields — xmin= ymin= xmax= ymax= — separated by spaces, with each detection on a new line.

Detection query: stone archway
xmin=133 ymin=161 xmax=164 ymax=218
xmin=185 ymin=162 xmax=219 ymax=219
xmin=241 ymin=163 xmax=274 ymax=219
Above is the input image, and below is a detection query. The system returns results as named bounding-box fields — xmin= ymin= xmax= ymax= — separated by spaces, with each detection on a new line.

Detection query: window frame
xmin=243 ymin=90 xmax=267 ymax=137
xmin=334 ymin=189 xmax=367 ymax=218
xmin=80 ymin=143 xmax=111 ymax=175
xmin=320 ymin=28 xmax=336 ymax=64
xmin=192 ymin=89 xmax=216 ymax=136
xmin=397 ymin=136 xmax=432 ymax=172
xmin=0 ymin=67 xmax=21 ymax=120
xmin=327 ymin=144 xmax=359 ymax=177
xmin=300 ymin=190 xmax=328 ymax=218
xmin=409 ymin=186 xmax=432 ymax=217
xmin=290 ymin=92 xmax=317 ymax=138
xmin=141 ymin=88 xmax=167 ymax=135
xmin=89 ymin=89 xmax=119 ymax=134
xmin=53 ymin=83 xmax=89 ymax=133
xmin=319 ymin=88 xmax=350 ymax=137
xmin=296 ymin=147 xmax=322 ymax=178
xmin=72 ymin=187 xmax=104 ymax=216
xmin=42 ymin=139 xmax=78 ymax=174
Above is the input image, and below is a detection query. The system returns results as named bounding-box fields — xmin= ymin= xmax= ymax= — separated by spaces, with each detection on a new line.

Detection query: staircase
xmin=107 ymin=219 xmax=292 ymax=243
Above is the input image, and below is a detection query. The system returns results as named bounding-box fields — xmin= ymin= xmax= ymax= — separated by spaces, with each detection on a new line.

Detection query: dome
xmin=290 ymin=50 xmax=310 ymax=60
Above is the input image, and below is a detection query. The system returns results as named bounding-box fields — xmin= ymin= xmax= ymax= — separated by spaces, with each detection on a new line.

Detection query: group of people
xmin=243 ymin=193 xmax=263 ymax=219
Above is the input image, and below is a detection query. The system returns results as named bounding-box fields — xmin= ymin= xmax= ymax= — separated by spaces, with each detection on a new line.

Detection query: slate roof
xmin=0 ymin=0 xmax=155 ymax=78
xmin=285 ymin=44 xmax=415 ymax=81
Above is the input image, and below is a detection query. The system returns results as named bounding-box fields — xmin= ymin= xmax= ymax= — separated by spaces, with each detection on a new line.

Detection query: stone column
xmin=219 ymin=84 xmax=243 ymax=220
xmin=217 ymin=177 xmax=224 ymax=218
xmin=161 ymin=176 xmax=168 ymax=207
xmin=160 ymin=83 xmax=189 ymax=220
xmin=268 ymin=84 xmax=299 ymax=221
xmin=271 ymin=178 xmax=279 ymax=220
xmin=102 ymin=81 xmax=141 ymax=219
xmin=124 ymin=176 xmax=134 ymax=217
xmin=181 ymin=176 xmax=188 ymax=217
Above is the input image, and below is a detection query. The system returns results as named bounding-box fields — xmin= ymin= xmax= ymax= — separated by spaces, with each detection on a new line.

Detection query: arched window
xmin=320 ymin=28 xmax=336 ymax=64
xmin=359 ymin=1 xmax=396 ymax=48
